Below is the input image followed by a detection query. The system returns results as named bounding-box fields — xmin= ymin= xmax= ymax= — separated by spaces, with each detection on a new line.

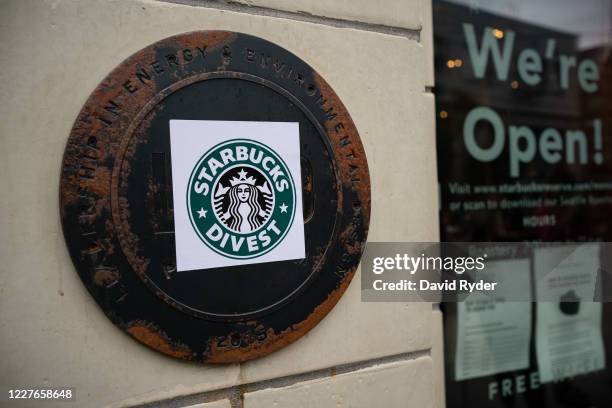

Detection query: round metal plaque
xmin=60 ymin=31 xmax=370 ymax=362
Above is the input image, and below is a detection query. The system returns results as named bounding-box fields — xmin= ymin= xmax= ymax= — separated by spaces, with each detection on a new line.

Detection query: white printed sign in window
xmin=535 ymin=244 xmax=605 ymax=383
xmin=455 ymin=258 xmax=532 ymax=381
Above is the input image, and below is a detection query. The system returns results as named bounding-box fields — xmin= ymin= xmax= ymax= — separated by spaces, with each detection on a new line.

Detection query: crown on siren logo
xmin=229 ymin=169 xmax=257 ymax=186
xmin=187 ymin=139 xmax=296 ymax=259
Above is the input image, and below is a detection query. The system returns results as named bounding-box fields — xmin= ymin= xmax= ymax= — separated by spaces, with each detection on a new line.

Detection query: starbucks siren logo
xmin=187 ymin=139 xmax=296 ymax=259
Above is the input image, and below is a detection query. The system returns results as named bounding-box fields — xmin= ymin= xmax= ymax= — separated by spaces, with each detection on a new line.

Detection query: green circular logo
xmin=187 ymin=139 xmax=296 ymax=259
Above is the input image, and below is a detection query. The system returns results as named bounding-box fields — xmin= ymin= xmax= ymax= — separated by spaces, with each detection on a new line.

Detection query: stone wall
xmin=0 ymin=0 xmax=442 ymax=406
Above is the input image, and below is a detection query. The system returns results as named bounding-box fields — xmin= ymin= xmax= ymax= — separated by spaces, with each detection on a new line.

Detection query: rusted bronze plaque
xmin=60 ymin=31 xmax=370 ymax=362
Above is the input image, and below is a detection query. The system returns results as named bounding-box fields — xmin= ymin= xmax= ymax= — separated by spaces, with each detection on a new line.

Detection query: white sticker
xmin=170 ymin=120 xmax=305 ymax=271
xmin=455 ymin=259 xmax=532 ymax=381
xmin=535 ymin=244 xmax=605 ymax=383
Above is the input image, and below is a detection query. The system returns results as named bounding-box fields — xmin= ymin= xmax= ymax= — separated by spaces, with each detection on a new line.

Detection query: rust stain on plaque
xmin=127 ymin=321 xmax=195 ymax=360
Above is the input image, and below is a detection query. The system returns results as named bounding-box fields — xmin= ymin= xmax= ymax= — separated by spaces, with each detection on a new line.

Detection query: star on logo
xmin=237 ymin=169 xmax=248 ymax=178
xmin=197 ymin=207 xmax=207 ymax=218
xmin=279 ymin=203 xmax=288 ymax=213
